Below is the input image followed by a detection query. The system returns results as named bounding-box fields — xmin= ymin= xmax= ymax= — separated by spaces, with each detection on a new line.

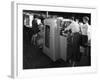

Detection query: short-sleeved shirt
xmin=65 ymin=21 xmax=80 ymax=33
xmin=80 ymin=23 xmax=91 ymax=40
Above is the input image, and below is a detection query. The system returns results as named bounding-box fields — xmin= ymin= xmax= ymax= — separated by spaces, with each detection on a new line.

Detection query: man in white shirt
xmin=64 ymin=18 xmax=81 ymax=66
xmin=80 ymin=16 xmax=91 ymax=46
xmin=64 ymin=19 xmax=80 ymax=33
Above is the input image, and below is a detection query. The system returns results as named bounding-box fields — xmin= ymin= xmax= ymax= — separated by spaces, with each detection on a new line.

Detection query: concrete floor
xmin=23 ymin=27 xmax=91 ymax=69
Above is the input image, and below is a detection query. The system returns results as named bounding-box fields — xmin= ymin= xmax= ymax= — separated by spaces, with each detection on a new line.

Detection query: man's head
xmin=83 ymin=16 xmax=89 ymax=24
xmin=33 ymin=15 xmax=38 ymax=19
xmin=70 ymin=16 xmax=75 ymax=21
xmin=75 ymin=18 xmax=79 ymax=23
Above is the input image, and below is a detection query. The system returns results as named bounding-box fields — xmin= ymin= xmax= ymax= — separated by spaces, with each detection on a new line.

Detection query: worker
xmin=64 ymin=17 xmax=80 ymax=66
xmin=31 ymin=15 xmax=40 ymax=45
xmin=80 ymin=16 xmax=91 ymax=47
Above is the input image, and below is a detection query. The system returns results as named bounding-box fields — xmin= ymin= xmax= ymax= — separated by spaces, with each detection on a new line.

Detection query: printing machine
xmin=43 ymin=18 xmax=72 ymax=61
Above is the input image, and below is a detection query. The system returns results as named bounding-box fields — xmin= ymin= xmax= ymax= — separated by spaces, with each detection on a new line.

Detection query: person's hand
xmin=88 ymin=40 xmax=91 ymax=45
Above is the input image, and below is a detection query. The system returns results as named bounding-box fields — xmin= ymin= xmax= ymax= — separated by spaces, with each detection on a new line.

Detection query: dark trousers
xmin=67 ymin=32 xmax=81 ymax=62
xmin=80 ymin=35 xmax=88 ymax=46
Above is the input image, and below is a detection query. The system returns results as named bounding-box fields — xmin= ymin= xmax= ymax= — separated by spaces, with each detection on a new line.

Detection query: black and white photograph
xmin=23 ymin=10 xmax=91 ymax=69
xmin=11 ymin=2 xmax=97 ymax=78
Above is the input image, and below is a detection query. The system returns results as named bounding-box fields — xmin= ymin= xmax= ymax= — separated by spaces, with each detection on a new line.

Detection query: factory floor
xmin=23 ymin=27 xmax=91 ymax=69
xmin=23 ymin=44 xmax=69 ymax=69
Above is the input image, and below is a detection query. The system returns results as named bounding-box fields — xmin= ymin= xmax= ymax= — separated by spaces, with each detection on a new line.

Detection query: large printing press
xmin=43 ymin=18 xmax=72 ymax=61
